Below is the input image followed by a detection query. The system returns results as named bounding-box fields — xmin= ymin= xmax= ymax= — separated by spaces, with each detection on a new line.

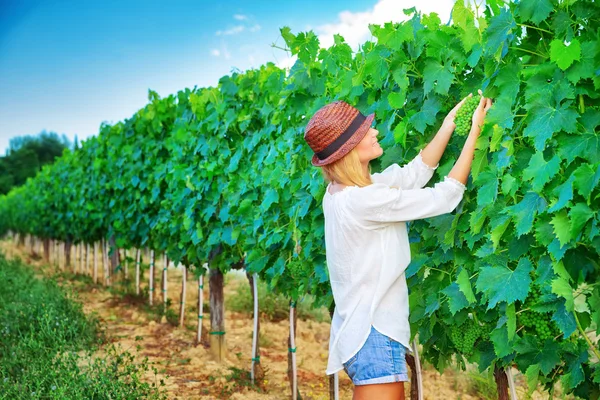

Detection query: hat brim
xmin=311 ymin=112 xmax=375 ymax=167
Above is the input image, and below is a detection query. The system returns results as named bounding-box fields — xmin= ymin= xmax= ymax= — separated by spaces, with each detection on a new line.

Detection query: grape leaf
xmin=550 ymin=210 xmax=571 ymax=247
xmin=573 ymin=163 xmax=600 ymax=203
xmin=522 ymin=152 xmax=561 ymax=192
xmin=517 ymin=0 xmax=554 ymax=24
xmin=550 ymin=39 xmax=581 ymax=71
xmin=569 ymin=203 xmax=594 ymax=240
xmin=556 ymin=133 xmax=600 ymax=165
xmin=476 ymin=257 xmax=532 ymax=309
xmin=552 ymin=277 xmax=574 ymax=312
xmin=523 ymin=101 xmax=579 ymax=151
xmin=423 ymin=59 xmax=454 ymax=95
xmin=409 ymin=96 xmax=441 ymax=133
xmin=506 ymin=192 xmax=547 ymax=237
xmin=548 ymin=174 xmax=575 ymax=213
xmin=442 ymin=282 xmax=470 ymax=315
xmin=457 ymin=268 xmax=476 ymax=303
xmin=551 ymin=300 xmax=577 ymax=338
xmin=506 ymin=302 xmax=516 ymax=340
xmin=484 ymin=8 xmax=516 ymax=58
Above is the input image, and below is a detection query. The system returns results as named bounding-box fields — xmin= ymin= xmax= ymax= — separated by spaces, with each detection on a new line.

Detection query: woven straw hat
xmin=304 ymin=100 xmax=375 ymax=167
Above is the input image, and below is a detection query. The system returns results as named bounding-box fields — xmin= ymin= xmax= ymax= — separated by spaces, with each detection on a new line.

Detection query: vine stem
xmin=428 ymin=267 xmax=451 ymax=276
xmin=517 ymin=23 xmax=553 ymax=34
xmin=509 ymin=47 xmax=547 ymax=59
xmin=574 ymin=312 xmax=600 ymax=361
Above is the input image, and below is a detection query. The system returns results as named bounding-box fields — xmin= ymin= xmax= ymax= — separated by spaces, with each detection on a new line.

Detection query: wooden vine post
xmin=179 ymin=264 xmax=187 ymax=328
xmin=247 ymin=270 xmax=264 ymax=384
xmin=163 ymin=253 xmax=168 ymax=307
xmin=93 ymin=242 xmax=98 ymax=283
xmin=196 ymin=263 xmax=207 ymax=345
xmin=288 ymin=301 xmax=299 ymax=400
xmin=149 ymin=250 xmax=155 ymax=305
xmin=135 ymin=248 xmax=141 ymax=295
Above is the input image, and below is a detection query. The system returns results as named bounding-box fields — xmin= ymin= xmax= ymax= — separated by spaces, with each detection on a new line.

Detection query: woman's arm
xmin=448 ymin=95 xmax=493 ymax=185
xmin=419 ymin=123 xmax=454 ymax=169
xmin=419 ymin=93 xmax=473 ymax=168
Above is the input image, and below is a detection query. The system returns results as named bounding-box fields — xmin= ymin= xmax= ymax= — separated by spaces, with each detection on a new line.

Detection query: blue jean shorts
xmin=342 ymin=325 xmax=409 ymax=385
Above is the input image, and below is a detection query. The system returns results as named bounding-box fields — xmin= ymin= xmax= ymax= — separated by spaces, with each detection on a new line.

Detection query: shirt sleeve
xmin=348 ymin=176 xmax=467 ymax=227
xmin=370 ymin=149 xmax=439 ymax=190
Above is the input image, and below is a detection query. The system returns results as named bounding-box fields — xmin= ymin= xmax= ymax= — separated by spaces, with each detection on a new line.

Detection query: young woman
xmin=303 ymin=90 xmax=492 ymax=400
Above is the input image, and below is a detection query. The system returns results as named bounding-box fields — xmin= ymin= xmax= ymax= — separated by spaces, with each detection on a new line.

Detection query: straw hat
xmin=304 ymin=100 xmax=375 ymax=167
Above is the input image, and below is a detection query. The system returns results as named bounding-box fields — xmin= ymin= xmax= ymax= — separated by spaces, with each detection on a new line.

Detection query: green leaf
xmin=423 ymin=59 xmax=454 ymax=95
xmin=550 ymin=210 xmax=571 ymax=247
xmin=548 ymin=174 xmax=575 ymax=213
xmin=569 ymin=203 xmax=594 ymax=240
xmin=523 ymin=102 xmax=579 ymax=151
xmin=442 ymin=282 xmax=470 ymax=315
xmin=490 ymin=213 xmax=511 ymax=251
xmin=506 ymin=302 xmax=516 ymax=341
xmin=490 ymin=323 xmax=513 ymax=358
xmin=522 ymin=152 xmax=561 ymax=192
xmin=476 ymin=257 xmax=532 ymax=309
xmin=517 ymin=0 xmax=553 ymax=24
xmin=552 ymin=277 xmax=574 ymax=312
xmin=484 ymin=8 xmax=516 ymax=58
xmin=475 ymin=170 xmax=499 ymax=207
xmin=507 ymin=192 xmax=547 ymax=237
xmin=550 ymin=39 xmax=581 ymax=71
xmin=551 ymin=301 xmax=577 ymax=338
xmin=393 ymin=120 xmax=408 ymax=147
xmin=573 ymin=163 xmax=600 ymax=203
xmin=556 ymin=133 xmax=600 ymax=165
xmin=409 ymin=96 xmax=441 ymax=133
xmin=471 ymin=149 xmax=488 ymax=181
xmin=525 ymin=364 xmax=541 ymax=395
xmin=457 ymin=268 xmax=476 ymax=304
xmin=388 ymin=91 xmax=406 ymax=109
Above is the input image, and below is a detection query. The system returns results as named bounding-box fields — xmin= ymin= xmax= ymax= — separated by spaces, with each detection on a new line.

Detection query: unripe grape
xmin=454 ymin=96 xmax=480 ymax=136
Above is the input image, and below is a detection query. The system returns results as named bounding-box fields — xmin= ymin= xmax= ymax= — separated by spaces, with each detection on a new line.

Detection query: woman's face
xmin=355 ymin=127 xmax=382 ymax=164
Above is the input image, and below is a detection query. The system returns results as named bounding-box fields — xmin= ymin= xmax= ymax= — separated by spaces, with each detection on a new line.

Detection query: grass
xmin=0 ymin=253 xmax=167 ymax=399
xmin=225 ymin=277 xmax=330 ymax=323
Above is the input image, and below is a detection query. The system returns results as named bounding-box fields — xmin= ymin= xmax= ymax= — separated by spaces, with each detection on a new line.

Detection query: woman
xmin=303 ymin=90 xmax=492 ymax=399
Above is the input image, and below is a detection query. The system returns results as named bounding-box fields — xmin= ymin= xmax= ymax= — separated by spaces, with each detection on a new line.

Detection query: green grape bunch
xmin=453 ymin=95 xmax=480 ymax=136
xmin=517 ymin=286 xmax=561 ymax=341
xmin=449 ymin=317 xmax=489 ymax=356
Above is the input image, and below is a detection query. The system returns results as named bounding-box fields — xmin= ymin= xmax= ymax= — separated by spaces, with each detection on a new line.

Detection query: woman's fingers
xmin=484 ymin=98 xmax=492 ymax=111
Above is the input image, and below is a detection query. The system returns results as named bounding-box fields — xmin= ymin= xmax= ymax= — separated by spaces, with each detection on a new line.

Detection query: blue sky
xmin=0 ymin=0 xmax=455 ymax=155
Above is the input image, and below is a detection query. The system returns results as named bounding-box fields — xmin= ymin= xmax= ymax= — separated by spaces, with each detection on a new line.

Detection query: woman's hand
xmin=472 ymin=89 xmax=493 ymax=132
xmin=442 ymin=93 xmax=473 ymax=131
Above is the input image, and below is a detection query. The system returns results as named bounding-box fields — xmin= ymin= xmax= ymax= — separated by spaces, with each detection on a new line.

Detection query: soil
xmin=1 ymin=241 xmax=558 ymax=399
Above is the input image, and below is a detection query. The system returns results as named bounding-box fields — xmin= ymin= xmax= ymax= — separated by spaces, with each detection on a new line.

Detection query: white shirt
xmin=323 ymin=149 xmax=467 ymax=375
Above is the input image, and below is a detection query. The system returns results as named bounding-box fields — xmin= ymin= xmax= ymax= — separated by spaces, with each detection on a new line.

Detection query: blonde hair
xmin=321 ymin=147 xmax=372 ymax=187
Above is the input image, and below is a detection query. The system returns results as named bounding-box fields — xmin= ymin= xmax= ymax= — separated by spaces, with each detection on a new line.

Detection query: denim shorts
xmin=342 ymin=325 xmax=409 ymax=385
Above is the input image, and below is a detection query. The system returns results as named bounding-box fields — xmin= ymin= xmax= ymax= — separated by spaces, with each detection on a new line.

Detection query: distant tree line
xmin=0 ymin=131 xmax=72 ymax=195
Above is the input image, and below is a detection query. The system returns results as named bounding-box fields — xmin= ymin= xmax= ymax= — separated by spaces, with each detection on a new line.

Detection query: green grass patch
xmin=225 ymin=277 xmax=329 ymax=323
xmin=0 ymin=253 xmax=167 ymax=399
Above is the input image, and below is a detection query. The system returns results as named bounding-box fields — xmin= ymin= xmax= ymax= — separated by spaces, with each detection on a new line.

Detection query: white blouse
xmin=322 ymin=149 xmax=467 ymax=375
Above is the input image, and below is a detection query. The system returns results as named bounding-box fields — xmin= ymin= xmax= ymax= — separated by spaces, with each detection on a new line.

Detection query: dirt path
xmin=0 ymin=241 xmax=507 ymax=399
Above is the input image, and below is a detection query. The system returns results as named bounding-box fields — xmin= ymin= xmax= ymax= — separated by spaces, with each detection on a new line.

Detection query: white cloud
xmin=316 ymin=0 xmax=455 ymax=50
xmin=233 ymin=14 xmax=247 ymax=21
xmin=210 ymin=49 xmax=221 ymax=57
xmin=249 ymin=24 xmax=261 ymax=32
xmin=275 ymin=0 xmax=455 ymax=70
xmin=216 ymin=25 xmax=245 ymax=36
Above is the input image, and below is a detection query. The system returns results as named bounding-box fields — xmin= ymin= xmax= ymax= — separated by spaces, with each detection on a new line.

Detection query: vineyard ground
xmin=0 ymin=240 xmax=573 ymax=400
